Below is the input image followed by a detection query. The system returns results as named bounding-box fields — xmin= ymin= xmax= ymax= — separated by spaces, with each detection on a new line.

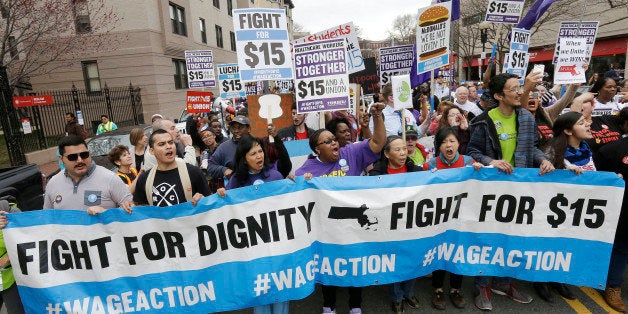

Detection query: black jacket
xmin=368 ymin=157 xmax=423 ymax=176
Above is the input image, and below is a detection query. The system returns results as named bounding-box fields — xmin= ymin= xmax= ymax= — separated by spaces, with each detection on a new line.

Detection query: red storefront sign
xmin=186 ymin=91 xmax=213 ymax=113
xmin=12 ymin=95 xmax=54 ymax=108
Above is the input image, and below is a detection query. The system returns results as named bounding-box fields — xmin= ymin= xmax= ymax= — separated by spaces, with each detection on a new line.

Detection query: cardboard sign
xmin=506 ymin=28 xmax=531 ymax=79
xmin=217 ymin=63 xmax=245 ymax=99
xmin=294 ymin=38 xmax=350 ymax=114
xmin=416 ymin=2 xmax=452 ymax=74
xmin=248 ymin=94 xmax=294 ymax=138
xmin=485 ymin=0 xmax=524 ymax=24
xmin=349 ymin=57 xmax=378 ymax=94
xmin=233 ymin=8 xmax=293 ymax=82
xmin=552 ymin=21 xmax=599 ymax=64
xmin=392 ymin=75 xmax=413 ymax=110
xmin=186 ymin=91 xmax=213 ymax=113
xmin=185 ymin=50 xmax=216 ymax=88
xmin=379 ymin=45 xmax=415 ymax=85
xmin=554 ymin=37 xmax=587 ymax=85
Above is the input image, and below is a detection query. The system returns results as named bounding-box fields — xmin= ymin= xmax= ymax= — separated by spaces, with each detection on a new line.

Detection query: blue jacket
xmin=467 ymin=105 xmax=546 ymax=168
xmin=206 ymin=139 xmax=237 ymax=178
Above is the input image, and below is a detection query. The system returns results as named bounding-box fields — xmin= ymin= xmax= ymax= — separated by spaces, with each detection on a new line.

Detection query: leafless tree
xmin=0 ymin=0 xmax=123 ymax=88
xmin=387 ymin=13 xmax=417 ymax=44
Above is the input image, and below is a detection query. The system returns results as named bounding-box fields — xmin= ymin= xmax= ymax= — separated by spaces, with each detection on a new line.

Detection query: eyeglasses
xmin=317 ymin=137 xmax=337 ymax=146
xmin=64 ymin=151 xmax=90 ymax=161
xmin=503 ymin=86 xmax=524 ymax=93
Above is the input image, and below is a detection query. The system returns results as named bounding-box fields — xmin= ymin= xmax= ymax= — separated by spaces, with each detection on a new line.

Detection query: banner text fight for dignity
xmin=4 ymin=168 xmax=624 ymax=313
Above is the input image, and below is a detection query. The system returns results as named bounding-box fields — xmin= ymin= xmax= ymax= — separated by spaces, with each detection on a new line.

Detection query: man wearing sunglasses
xmin=44 ymin=135 xmax=133 ymax=215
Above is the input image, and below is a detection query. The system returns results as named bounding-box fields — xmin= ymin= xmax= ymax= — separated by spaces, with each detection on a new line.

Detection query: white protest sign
xmin=553 ymin=21 xmax=599 ymax=64
xmin=294 ymin=39 xmax=350 ymax=114
xmin=554 ymin=37 xmax=587 ymax=85
xmin=293 ymin=22 xmax=364 ymax=74
xmin=233 ymin=8 xmax=293 ymax=82
xmin=392 ymin=75 xmax=412 ymax=110
xmin=185 ymin=50 xmax=216 ymax=88
xmin=506 ymin=28 xmax=531 ymax=79
xmin=379 ymin=45 xmax=415 ymax=85
xmin=485 ymin=0 xmax=525 ymax=24
xmin=348 ymin=83 xmax=359 ymax=117
xmin=217 ymin=63 xmax=245 ymax=99
xmin=21 ymin=118 xmax=32 ymax=134
xmin=416 ymin=2 xmax=451 ymax=74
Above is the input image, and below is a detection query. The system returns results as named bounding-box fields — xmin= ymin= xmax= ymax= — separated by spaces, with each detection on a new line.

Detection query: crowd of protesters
xmin=2 ymin=61 xmax=626 ymax=314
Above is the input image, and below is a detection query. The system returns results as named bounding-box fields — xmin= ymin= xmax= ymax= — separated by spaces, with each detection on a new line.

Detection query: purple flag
xmin=436 ymin=0 xmax=460 ymax=20
xmin=517 ymin=0 xmax=560 ymax=30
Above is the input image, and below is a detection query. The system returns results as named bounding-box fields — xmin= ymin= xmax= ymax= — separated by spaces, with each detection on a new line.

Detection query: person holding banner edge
xmin=468 ymin=73 xmax=555 ymax=310
xmin=296 ymin=102 xmax=386 ymax=314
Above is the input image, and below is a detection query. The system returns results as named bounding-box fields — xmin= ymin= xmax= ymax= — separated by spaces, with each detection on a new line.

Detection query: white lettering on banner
xmin=46 ymin=281 xmax=215 ymax=313
xmin=429 ymin=243 xmax=571 ymax=271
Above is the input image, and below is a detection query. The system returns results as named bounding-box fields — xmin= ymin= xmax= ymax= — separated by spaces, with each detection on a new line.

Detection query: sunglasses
xmin=317 ymin=137 xmax=337 ymax=146
xmin=64 ymin=151 xmax=90 ymax=161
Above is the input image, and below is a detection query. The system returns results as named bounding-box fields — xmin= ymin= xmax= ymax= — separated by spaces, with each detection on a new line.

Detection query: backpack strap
xmin=144 ymin=160 xmax=193 ymax=206
xmin=176 ymin=159 xmax=193 ymax=202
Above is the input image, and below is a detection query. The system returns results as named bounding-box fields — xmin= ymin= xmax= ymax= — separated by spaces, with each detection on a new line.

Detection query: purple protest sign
xmin=185 ymin=50 xmax=216 ymax=88
xmin=485 ymin=0 xmax=525 ymax=24
xmin=379 ymin=45 xmax=415 ymax=85
xmin=294 ymin=39 xmax=350 ymax=114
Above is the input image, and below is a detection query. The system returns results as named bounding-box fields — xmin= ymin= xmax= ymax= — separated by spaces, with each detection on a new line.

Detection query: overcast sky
xmin=291 ymin=0 xmax=432 ymax=41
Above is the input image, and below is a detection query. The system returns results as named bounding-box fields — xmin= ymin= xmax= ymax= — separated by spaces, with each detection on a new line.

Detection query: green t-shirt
xmin=488 ymin=108 xmax=517 ymax=166
xmin=408 ymin=146 xmax=425 ymax=166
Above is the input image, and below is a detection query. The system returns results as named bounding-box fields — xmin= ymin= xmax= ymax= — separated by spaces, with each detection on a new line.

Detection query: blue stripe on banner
xmin=15 ymin=230 xmax=611 ymax=313
xmin=7 ymin=168 xmax=623 ymax=228
xmin=235 ymin=30 xmax=288 ymax=41
xmin=240 ymin=68 xmax=293 ymax=82
xmin=284 ymin=139 xmax=311 ymax=157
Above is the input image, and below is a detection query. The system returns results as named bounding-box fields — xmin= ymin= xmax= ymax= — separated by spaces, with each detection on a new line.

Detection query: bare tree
xmin=0 ymin=0 xmax=123 ymax=87
xmin=387 ymin=14 xmax=417 ymax=44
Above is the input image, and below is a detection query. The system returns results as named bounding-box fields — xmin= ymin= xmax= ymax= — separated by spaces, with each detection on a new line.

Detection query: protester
xmin=405 ymin=125 xmax=429 ymax=166
xmin=423 ymin=127 xmax=483 ymax=310
xmin=429 ymin=101 xmax=453 ymax=135
xmin=215 ymin=135 xmax=288 ymax=314
xmin=369 ymin=83 xmax=418 ymax=137
xmin=326 ymin=110 xmax=358 ymax=142
xmin=588 ymin=72 xmax=599 ymax=86
xmin=453 ymin=86 xmax=483 ymax=120
xmin=44 ymin=135 xmax=133 ymax=214
xmin=326 ymin=117 xmax=353 ymax=148
xmin=0 ymin=199 xmax=25 ymax=314
xmin=65 ymin=112 xmax=86 ymax=139
xmin=108 ymin=145 xmax=140 ymax=193
xmin=570 ymin=92 xmax=623 ymax=153
xmin=367 ymin=135 xmax=421 ymax=314
xmin=151 ymin=113 xmax=164 ymax=123
xmin=133 ymin=129 xmax=210 ymax=207
xmin=129 ymin=127 xmax=147 ymax=171
xmin=296 ymin=103 xmax=385 ymax=314
xmin=436 ymin=105 xmax=470 ymax=154
xmin=595 ymin=108 xmax=628 ymax=313
xmin=277 ymin=103 xmax=315 ymax=141
xmin=589 ymin=76 xmax=626 ymax=116
xmin=144 ymin=119 xmax=197 ymax=169
xmin=468 ymin=73 xmax=555 ymax=310
xmin=209 ymin=117 xmax=229 ymax=144
xmin=96 ymin=114 xmax=118 ymax=135
xmin=520 ymin=71 xmax=579 ymax=150
xmin=434 ymin=74 xmax=450 ymax=100
xmin=468 ymin=85 xmax=480 ymax=104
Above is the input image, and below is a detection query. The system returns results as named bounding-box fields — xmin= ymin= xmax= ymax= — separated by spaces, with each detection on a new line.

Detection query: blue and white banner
xmin=506 ymin=28 xmax=530 ymax=79
xmin=217 ymin=63 xmax=245 ymax=99
xmin=4 ymin=169 xmax=624 ymax=313
xmin=233 ymin=8 xmax=293 ymax=82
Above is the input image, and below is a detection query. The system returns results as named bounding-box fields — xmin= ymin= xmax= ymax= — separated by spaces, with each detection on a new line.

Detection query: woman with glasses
xmin=295 ymin=103 xmax=386 ymax=314
xmin=435 ymin=105 xmax=470 ymax=154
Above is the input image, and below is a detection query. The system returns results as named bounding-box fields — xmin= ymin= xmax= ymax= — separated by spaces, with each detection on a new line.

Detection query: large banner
xmin=233 ymin=8 xmax=293 ymax=82
xmin=294 ymin=38 xmax=349 ymax=113
xmin=293 ymin=22 xmax=365 ymax=74
xmin=379 ymin=45 xmax=415 ymax=85
xmin=5 ymin=169 xmax=624 ymax=313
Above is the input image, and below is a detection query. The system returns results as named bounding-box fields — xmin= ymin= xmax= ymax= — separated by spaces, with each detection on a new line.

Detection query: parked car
xmin=0 ymin=164 xmax=45 ymax=210
xmin=87 ymin=124 xmax=151 ymax=170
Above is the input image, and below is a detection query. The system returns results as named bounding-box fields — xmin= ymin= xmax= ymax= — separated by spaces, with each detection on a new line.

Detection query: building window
xmin=199 ymin=18 xmax=207 ymax=44
xmin=73 ymin=0 xmax=91 ymax=34
xmin=227 ymin=0 xmax=233 ymax=16
xmin=82 ymin=61 xmax=101 ymax=93
xmin=173 ymin=59 xmax=188 ymax=89
xmin=215 ymin=25 xmax=223 ymax=48
xmin=213 ymin=0 xmax=220 ymax=9
xmin=169 ymin=3 xmax=187 ymax=36
xmin=8 ymin=36 xmax=18 ymax=60
xmin=230 ymin=31 xmax=236 ymax=51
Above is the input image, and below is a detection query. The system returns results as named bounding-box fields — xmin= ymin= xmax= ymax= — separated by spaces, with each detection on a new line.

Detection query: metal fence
xmin=17 ymin=83 xmax=144 ymax=153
